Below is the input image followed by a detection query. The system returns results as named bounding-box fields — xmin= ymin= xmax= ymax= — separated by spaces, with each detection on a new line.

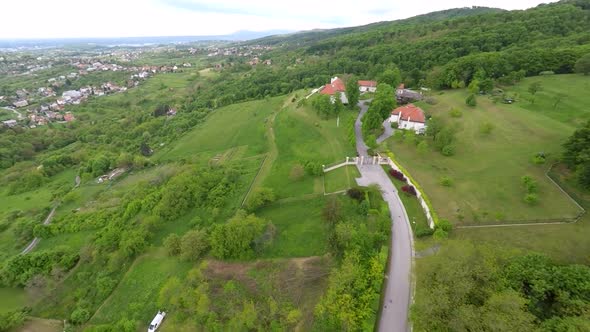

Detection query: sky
xmin=0 ymin=0 xmax=558 ymax=39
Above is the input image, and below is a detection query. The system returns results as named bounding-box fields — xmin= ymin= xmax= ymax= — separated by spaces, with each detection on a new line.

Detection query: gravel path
xmin=21 ymin=206 xmax=57 ymax=254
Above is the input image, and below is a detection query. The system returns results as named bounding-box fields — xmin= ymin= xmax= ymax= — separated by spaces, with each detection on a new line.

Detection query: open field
xmin=507 ymin=75 xmax=590 ymax=126
xmin=262 ymin=102 xmax=357 ymax=198
xmin=324 ymin=165 xmax=360 ymax=193
xmin=257 ymin=198 xmax=328 ymax=258
xmin=0 ymin=287 xmax=27 ymax=313
xmin=156 ymin=97 xmax=282 ymax=161
xmin=89 ymin=248 xmax=192 ymax=326
xmin=386 ymin=75 xmax=587 ymax=224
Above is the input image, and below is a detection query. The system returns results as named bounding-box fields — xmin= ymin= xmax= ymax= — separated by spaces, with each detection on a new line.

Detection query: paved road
xmin=377 ymin=118 xmax=394 ymax=144
xmin=21 ymin=206 xmax=57 ymax=254
xmin=354 ymin=101 xmax=414 ymax=332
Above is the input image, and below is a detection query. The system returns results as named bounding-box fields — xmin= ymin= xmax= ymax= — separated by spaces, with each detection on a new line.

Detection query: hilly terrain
xmin=1 ymin=1 xmax=590 ymax=331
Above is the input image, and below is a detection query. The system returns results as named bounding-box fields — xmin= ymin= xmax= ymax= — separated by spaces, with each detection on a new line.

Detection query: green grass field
xmin=156 ymin=97 xmax=282 ymax=161
xmin=262 ymin=102 xmax=357 ymax=198
xmin=0 ymin=287 xmax=27 ymax=313
xmin=386 ymin=75 xmax=587 ymax=224
xmin=257 ymin=197 xmax=328 ymax=258
xmin=324 ymin=166 xmax=360 ymax=193
xmin=89 ymin=248 xmax=192 ymax=326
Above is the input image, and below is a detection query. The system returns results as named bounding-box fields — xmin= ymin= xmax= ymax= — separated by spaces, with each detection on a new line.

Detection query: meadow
xmin=323 ymin=165 xmax=360 ymax=193
xmin=385 ymin=75 xmax=587 ymax=224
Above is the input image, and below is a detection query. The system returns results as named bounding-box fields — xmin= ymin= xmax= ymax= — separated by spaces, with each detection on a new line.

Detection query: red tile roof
xmin=391 ymin=104 xmax=425 ymax=123
xmin=320 ymin=77 xmax=346 ymax=95
xmin=358 ymin=80 xmax=377 ymax=87
xmin=397 ymin=83 xmax=405 ymax=90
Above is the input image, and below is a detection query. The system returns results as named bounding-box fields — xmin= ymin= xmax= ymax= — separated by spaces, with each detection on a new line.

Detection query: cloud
xmin=0 ymin=0 xmax=558 ymax=39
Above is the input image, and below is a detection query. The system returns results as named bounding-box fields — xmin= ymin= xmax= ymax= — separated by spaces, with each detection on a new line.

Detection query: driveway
xmin=354 ymin=101 xmax=414 ymax=332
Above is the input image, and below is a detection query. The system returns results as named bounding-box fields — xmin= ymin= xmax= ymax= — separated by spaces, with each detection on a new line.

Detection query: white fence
xmin=381 ymin=154 xmax=435 ymax=229
xmin=323 ymin=156 xmax=390 ymax=172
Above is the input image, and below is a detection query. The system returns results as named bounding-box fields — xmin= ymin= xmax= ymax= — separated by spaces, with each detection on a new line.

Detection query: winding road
xmin=354 ymin=101 xmax=414 ymax=332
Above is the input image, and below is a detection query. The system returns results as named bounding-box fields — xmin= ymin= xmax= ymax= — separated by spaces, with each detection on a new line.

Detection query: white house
xmin=13 ymin=100 xmax=28 ymax=108
xmin=390 ymin=104 xmax=427 ymax=134
xmin=2 ymin=119 xmax=17 ymax=127
xmin=358 ymin=80 xmax=377 ymax=93
xmin=320 ymin=77 xmax=348 ymax=104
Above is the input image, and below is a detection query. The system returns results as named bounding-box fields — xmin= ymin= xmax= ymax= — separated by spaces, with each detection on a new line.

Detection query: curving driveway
xmin=354 ymin=101 xmax=414 ymax=332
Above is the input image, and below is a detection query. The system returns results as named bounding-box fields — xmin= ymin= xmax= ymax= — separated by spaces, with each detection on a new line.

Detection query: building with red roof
xmin=390 ymin=104 xmax=427 ymax=133
xmin=358 ymin=80 xmax=377 ymax=93
xmin=320 ymin=77 xmax=348 ymax=104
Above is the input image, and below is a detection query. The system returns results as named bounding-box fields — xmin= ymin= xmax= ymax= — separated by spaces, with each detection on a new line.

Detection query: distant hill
xmin=248 ymin=7 xmax=505 ymax=46
xmin=0 ymin=30 xmax=294 ymax=49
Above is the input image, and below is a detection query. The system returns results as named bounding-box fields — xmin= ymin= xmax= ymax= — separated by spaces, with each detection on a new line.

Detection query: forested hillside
xmin=198 ymin=0 xmax=590 ymax=105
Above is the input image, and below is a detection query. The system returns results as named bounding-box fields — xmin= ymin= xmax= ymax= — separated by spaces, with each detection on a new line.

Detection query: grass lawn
xmin=324 ymin=166 xmax=360 ymax=193
xmin=0 ymin=287 xmax=27 ymax=313
xmin=257 ymin=197 xmax=328 ymax=258
xmin=262 ymin=101 xmax=357 ymax=199
xmin=156 ymin=97 xmax=282 ymax=161
xmin=89 ymin=248 xmax=192 ymax=326
xmin=386 ymin=76 xmax=587 ymax=224
xmin=381 ymin=165 xmax=430 ymax=233
xmin=508 ymin=74 xmax=590 ymax=126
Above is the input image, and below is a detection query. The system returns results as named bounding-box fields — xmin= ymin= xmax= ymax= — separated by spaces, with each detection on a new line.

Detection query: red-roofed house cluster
xmin=390 ymin=104 xmax=427 ymax=134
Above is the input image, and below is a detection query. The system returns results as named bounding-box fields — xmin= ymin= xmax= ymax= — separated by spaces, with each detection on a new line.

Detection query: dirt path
xmin=21 ymin=206 xmax=57 ymax=254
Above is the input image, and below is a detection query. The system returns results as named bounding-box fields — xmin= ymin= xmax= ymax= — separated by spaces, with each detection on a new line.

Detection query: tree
xmin=370 ymin=83 xmax=396 ymax=120
xmin=528 ymin=82 xmax=542 ymax=103
xmin=379 ymin=67 xmax=402 ymax=88
xmin=246 ymin=187 xmax=276 ymax=211
xmin=574 ymin=53 xmax=590 ymax=75
xmin=345 ymin=76 xmax=360 ymax=108
xmin=180 ymin=230 xmax=209 ymax=261
xmin=210 ymin=211 xmax=269 ymax=259
xmin=70 ymin=307 xmax=90 ymax=325
xmin=164 ymin=233 xmax=181 ymax=256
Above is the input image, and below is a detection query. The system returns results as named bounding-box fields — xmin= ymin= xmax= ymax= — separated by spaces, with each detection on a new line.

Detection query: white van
xmin=148 ymin=311 xmax=166 ymax=332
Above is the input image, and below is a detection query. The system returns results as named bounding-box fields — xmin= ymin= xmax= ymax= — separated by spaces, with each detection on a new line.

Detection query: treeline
xmin=314 ymin=187 xmax=390 ymax=330
xmin=412 ymin=241 xmax=590 ymax=331
xmin=563 ymin=120 xmax=590 ymax=189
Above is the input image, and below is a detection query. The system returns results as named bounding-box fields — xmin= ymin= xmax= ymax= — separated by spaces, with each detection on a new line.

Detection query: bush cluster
xmin=389 ymin=168 xmax=406 ymax=182
xmin=401 ymin=185 xmax=417 ymax=196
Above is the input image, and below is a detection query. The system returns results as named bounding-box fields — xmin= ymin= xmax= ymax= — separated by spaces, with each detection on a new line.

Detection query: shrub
xmin=479 ymin=122 xmax=494 ymax=135
xmin=389 ymin=168 xmax=406 ymax=182
xmin=449 ymin=108 xmax=463 ymax=118
xmin=521 ymin=175 xmax=538 ymax=193
xmin=415 ymin=228 xmax=435 ymax=238
xmin=437 ymin=219 xmax=453 ymax=232
xmin=347 ymin=187 xmax=364 ymax=201
xmin=303 ymin=161 xmax=323 ymax=176
xmin=401 ymin=185 xmax=417 ymax=196
xmin=532 ymin=152 xmax=546 ymax=165
xmin=433 ymin=228 xmax=448 ymax=240
xmin=465 ymin=94 xmax=477 ymax=107
xmin=439 ymin=176 xmax=453 ymax=187
xmin=391 ymin=122 xmax=399 ymax=129
xmin=524 ymin=193 xmax=539 ymax=205
xmin=417 ymin=141 xmax=429 ymax=154
xmin=441 ymin=145 xmax=455 ymax=156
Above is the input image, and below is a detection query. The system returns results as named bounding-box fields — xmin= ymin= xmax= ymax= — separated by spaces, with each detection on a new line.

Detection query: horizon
xmin=0 ymin=0 xmax=557 ymax=40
